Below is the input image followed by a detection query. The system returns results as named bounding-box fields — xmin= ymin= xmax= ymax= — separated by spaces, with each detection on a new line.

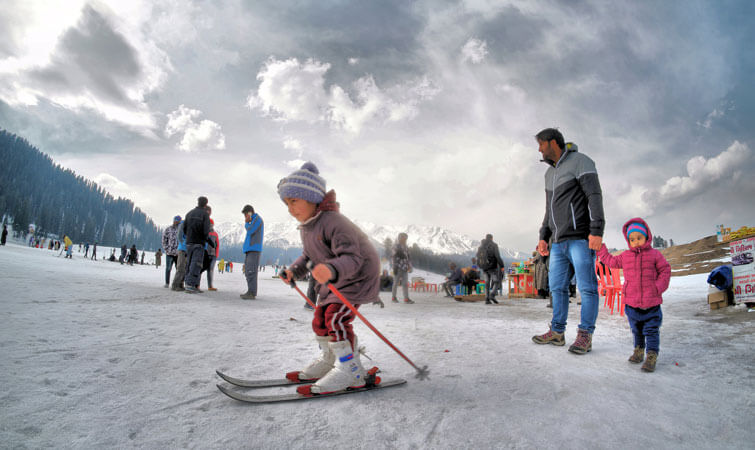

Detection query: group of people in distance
xmin=161 ymin=198 xmax=263 ymax=298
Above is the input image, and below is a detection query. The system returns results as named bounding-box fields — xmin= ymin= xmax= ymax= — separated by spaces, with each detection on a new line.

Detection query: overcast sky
xmin=1 ymin=0 xmax=753 ymax=252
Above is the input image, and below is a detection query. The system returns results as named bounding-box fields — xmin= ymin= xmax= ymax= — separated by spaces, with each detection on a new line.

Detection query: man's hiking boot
xmin=568 ymin=329 xmax=592 ymax=354
xmin=628 ymin=346 xmax=645 ymax=364
xmin=391 ymin=297 xmax=399 ymax=303
xmin=532 ymin=327 xmax=565 ymax=346
xmin=403 ymin=298 xmax=415 ymax=304
xmin=642 ymin=351 xmax=658 ymax=372
xmin=240 ymin=292 xmax=256 ymax=300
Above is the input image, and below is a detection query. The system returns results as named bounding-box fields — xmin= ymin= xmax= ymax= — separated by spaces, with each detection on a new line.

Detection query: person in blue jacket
xmin=171 ymin=219 xmax=188 ymax=291
xmin=240 ymin=204 xmax=264 ymax=299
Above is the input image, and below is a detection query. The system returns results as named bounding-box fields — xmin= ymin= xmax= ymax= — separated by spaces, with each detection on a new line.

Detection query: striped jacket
xmin=539 ymin=143 xmax=605 ymax=243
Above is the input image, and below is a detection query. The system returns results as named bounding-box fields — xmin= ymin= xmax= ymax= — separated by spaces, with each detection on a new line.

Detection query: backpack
xmin=476 ymin=241 xmax=497 ymax=271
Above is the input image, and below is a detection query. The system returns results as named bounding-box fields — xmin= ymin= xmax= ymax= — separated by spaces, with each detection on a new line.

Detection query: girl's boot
xmin=628 ymin=346 xmax=644 ymax=364
xmin=286 ymin=335 xmax=333 ymax=382
xmin=641 ymin=351 xmax=658 ymax=372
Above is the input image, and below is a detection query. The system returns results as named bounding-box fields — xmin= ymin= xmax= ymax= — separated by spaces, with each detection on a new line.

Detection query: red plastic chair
xmin=595 ymin=261 xmax=614 ymax=308
xmin=610 ymin=268 xmax=624 ymax=316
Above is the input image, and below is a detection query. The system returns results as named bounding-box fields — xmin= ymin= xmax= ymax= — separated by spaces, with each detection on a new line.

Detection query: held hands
xmin=537 ymin=240 xmax=549 ymax=256
xmin=588 ymin=235 xmax=603 ymax=251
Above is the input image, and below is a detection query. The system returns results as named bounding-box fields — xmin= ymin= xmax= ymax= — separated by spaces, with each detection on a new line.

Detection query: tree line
xmin=0 ymin=129 xmax=162 ymax=249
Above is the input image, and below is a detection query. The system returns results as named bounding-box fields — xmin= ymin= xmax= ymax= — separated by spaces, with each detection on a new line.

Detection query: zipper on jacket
xmin=550 ymin=167 xmax=559 ymax=241
xmin=570 ymin=202 xmax=577 ymax=230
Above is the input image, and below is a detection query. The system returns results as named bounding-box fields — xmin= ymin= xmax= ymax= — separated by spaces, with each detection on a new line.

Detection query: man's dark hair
xmin=241 ymin=204 xmax=254 ymax=214
xmin=535 ymin=128 xmax=565 ymax=150
xmin=197 ymin=196 xmax=209 ymax=207
xmin=485 ymin=234 xmax=493 ymax=240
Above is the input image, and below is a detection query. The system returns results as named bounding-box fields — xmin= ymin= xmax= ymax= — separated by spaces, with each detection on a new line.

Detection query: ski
xmin=215 ymin=370 xmax=311 ymax=388
xmin=216 ymin=378 xmax=407 ymax=403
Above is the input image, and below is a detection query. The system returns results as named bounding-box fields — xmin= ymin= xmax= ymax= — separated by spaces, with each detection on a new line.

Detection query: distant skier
xmin=83 ymin=242 xmax=89 ymax=258
xmin=1 ymin=225 xmax=7 ymax=245
xmin=278 ymin=162 xmax=381 ymax=395
xmin=91 ymin=242 xmax=97 ymax=260
xmin=155 ymin=248 xmax=162 ymax=268
xmin=119 ymin=245 xmax=127 ymax=264
xmin=597 ymin=218 xmax=670 ymax=372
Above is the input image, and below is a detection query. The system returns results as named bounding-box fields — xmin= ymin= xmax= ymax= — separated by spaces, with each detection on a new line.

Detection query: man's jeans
xmin=184 ymin=244 xmax=205 ymax=288
xmin=244 ymin=251 xmax=260 ymax=295
xmin=164 ymin=254 xmax=177 ymax=285
xmin=484 ymin=269 xmax=501 ymax=300
xmin=548 ymin=239 xmax=599 ymax=334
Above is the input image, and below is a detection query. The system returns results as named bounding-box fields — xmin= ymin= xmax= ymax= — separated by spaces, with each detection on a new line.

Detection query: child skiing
xmin=278 ymin=162 xmax=382 ymax=394
xmin=597 ymin=218 xmax=670 ymax=372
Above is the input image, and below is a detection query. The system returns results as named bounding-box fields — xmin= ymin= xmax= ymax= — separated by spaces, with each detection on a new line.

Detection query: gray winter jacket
xmin=290 ymin=210 xmax=381 ymax=306
xmin=539 ymin=143 xmax=605 ymax=243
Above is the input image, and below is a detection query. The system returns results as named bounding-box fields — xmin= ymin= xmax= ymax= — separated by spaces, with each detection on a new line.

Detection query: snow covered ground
xmin=1 ymin=243 xmax=753 ymax=449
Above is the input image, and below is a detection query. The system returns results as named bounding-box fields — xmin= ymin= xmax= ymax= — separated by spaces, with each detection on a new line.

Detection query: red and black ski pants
xmin=312 ymin=302 xmax=360 ymax=348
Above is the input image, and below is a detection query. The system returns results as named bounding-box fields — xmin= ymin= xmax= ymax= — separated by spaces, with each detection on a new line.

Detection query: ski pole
xmin=307 ymin=262 xmax=430 ymax=380
xmin=280 ymin=271 xmax=317 ymax=309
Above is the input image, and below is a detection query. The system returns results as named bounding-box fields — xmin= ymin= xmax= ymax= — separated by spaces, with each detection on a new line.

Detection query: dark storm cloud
xmin=474 ymin=5 xmax=543 ymax=60
xmin=28 ymin=5 xmax=142 ymax=105
xmin=241 ymin=0 xmax=428 ymax=86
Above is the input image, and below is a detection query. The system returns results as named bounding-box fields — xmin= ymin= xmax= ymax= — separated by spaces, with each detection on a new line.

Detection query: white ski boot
xmin=286 ymin=335 xmax=334 ymax=382
xmin=300 ymin=338 xmax=367 ymax=394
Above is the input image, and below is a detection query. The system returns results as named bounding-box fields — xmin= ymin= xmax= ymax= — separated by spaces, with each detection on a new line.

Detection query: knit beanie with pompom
xmin=277 ymin=162 xmax=327 ymax=204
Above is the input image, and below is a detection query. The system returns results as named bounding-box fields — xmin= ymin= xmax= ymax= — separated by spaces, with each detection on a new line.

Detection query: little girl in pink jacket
xmin=597 ymin=218 xmax=671 ymax=372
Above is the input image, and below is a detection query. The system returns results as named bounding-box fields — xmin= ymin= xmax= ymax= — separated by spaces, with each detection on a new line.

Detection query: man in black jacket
xmin=531 ymin=128 xmax=605 ymax=355
xmin=184 ymin=196 xmax=212 ymax=293
xmin=478 ymin=234 xmax=505 ymax=304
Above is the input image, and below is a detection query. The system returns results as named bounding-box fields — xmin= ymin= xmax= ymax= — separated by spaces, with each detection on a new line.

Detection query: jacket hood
xmin=622 ymin=217 xmax=653 ymax=251
xmin=541 ymin=142 xmax=578 ymax=167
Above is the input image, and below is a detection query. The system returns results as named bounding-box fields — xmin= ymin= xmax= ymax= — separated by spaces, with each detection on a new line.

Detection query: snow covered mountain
xmin=213 ymin=220 xmax=526 ymax=260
